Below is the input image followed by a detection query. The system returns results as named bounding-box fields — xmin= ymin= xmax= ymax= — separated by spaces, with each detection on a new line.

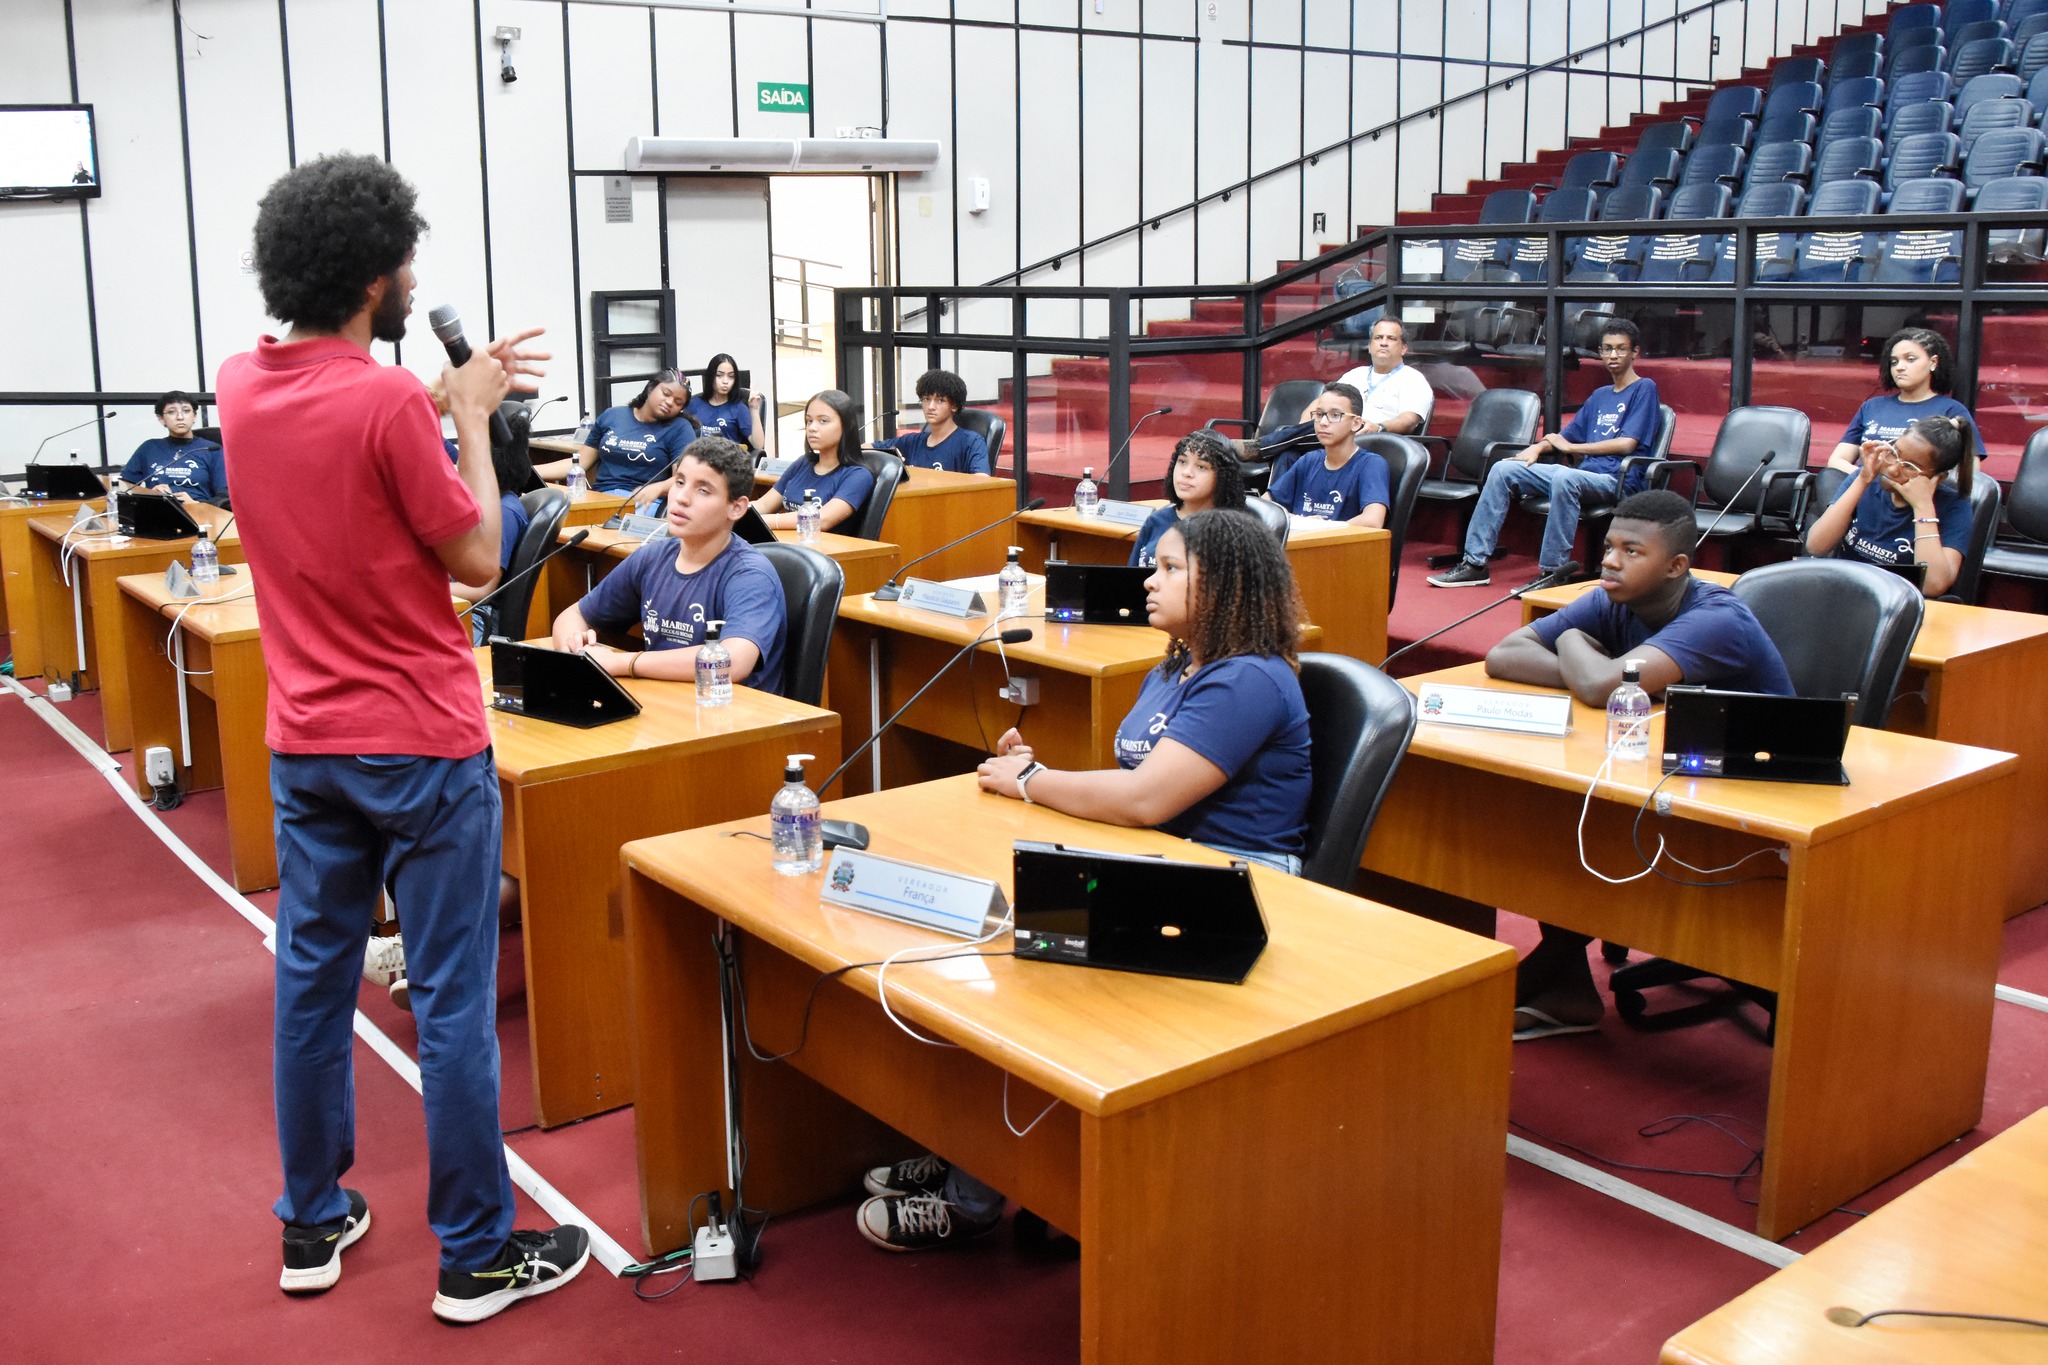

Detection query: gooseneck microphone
xmin=1694 ymin=449 xmax=1777 ymax=545
xmin=1099 ymin=405 xmax=1174 ymax=497
xmin=814 ymin=623 xmax=1037 ymax=831
xmin=457 ymin=528 xmax=591 ymax=620
xmin=870 ymin=498 xmax=1049 ymax=601
xmin=1380 ymin=576 xmax=1560 ymax=672
xmin=29 ymin=411 xmax=119 ymax=466
xmin=426 ymin=304 xmax=514 ymax=449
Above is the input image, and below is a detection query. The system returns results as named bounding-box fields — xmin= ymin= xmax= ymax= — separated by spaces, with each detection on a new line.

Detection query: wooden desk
xmin=482 ymin=651 xmax=839 ymax=1126
xmin=27 ymin=504 xmax=244 ymax=752
xmin=757 ymin=466 xmax=1016 ymax=583
xmin=1017 ymin=503 xmax=1393 ymax=662
xmin=560 ymin=487 xmax=632 ymax=527
xmin=829 ymin=588 xmax=1319 ymax=793
xmin=1663 ymin=1106 xmax=2048 ymax=1363
xmin=624 ymin=774 xmax=1516 ymax=1363
xmin=3 ymin=496 xmax=98 ymax=679
xmin=1521 ymin=573 xmax=2048 ymax=915
xmin=1362 ymin=663 xmax=2017 ymax=1240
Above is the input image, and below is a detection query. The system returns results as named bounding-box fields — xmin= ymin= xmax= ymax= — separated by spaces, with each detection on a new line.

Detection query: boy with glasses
xmin=1262 ymin=381 xmax=1390 ymax=527
xmin=117 ymin=391 xmax=227 ymax=503
xmin=1428 ymin=320 xmax=1659 ymax=591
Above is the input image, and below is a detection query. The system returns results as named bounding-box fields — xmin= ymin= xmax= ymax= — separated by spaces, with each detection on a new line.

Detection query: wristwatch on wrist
xmin=1015 ymin=760 xmax=1046 ymax=803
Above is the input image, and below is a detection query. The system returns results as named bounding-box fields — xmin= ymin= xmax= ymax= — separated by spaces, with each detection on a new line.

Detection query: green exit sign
xmin=757 ymin=82 xmax=810 ymax=113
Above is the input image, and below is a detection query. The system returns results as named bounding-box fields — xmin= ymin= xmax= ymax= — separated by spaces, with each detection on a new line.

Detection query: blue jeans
xmin=1462 ymin=461 xmax=1618 ymax=571
xmin=270 ymin=749 xmax=515 ymax=1272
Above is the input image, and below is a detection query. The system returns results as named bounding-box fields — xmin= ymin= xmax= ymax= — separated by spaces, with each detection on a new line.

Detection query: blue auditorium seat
xmin=1961 ymin=125 xmax=2048 ymax=200
xmin=1755 ymin=111 xmax=1818 ymax=146
xmin=1693 ymin=116 xmax=1756 ymax=151
xmin=1679 ymin=142 xmax=1748 ymax=191
xmin=1882 ymin=130 xmax=1962 ymax=202
xmin=1774 ymin=57 xmax=1827 ymax=89
xmin=1890 ymin=44 xmax=1948 ymax=79
xmin=1812 ymin=135 xmax=1884 ymax=188
xmin=1573 ymin=185 xmax=1661 ymax=276
xmin=1537 ymin=150 xmax=1620 ymax=197
xmin=1709 ymin=182 xmax=1807 ymax=282
xmin=1818 ymin=105 xmax=1883 ymax=150
xmin=2021 ymin=31 xmax=2048 ymax=84
xmin=1959 ymin=95 xmax=2036 ymax=153
xmin=1941 ymin=0 xmax=1997 ymax=40
xmin=1956 ymin=72 xmax=2024 ymax=124
xmin=1614 ymin=148 xmax=1682 ymax=192
xmin=1948 ymin=20 xmax=2010 ymax=54
xmin=1887 ymin=3 xmax=1939 ymax=33
xmin=1435 ymin=189 xmax=1536 ymax=280
xmin=2020 ymin=16 xmax=2048 ymax=53
xmin=1950 ymin=38 xmax=2016 ymax=85
xmin=1633 ymin=122 xmax=1695 ymax=161
xmin=1824 ymin=76 xmax=1887 ymax=113
xmin=1979 ymin=175 xmax=2048 ymax=261
xmin=1827 ymin=49 xmax=1883 ymax=85
xmin=1884 ymin=99 xmax=1955 ymax=141
xmin=1763 ymin=81 xmax=1825 ymax=121
xmin=1787 ymin=179 xmax=1881 ymax=283
xmin=1703 ymin=86 xmax=1765 ymax=125
xmin=1636 ymin=183 xmax=1731 ymax=283
xmin=1886 ymin=70 xmax=1955 ymax=126
xmin=1877 ymin=177 xmax=1966 ymax=284
xmin=1744 ymin=139 xmax=1815 ymax=191
xmin=1508 ymin=188 xmax=1599 ymax=281
xmin=1833 ymin=31 xmax=1885 ymax=64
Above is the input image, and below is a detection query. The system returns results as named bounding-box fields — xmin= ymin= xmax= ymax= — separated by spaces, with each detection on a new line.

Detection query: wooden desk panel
xmin=1521 ymin=572 xmax=2048 ymax=915
xmin=3 ymin=497 xmax=97 ymax=679
xmin=625 ymin=774 xmax=1515 ymax=1363
xmin=757 ymin=466 xmax=1016 ymax=583
xmin=1017 ymin=504 xmax=1392 ymax=662
xmin=28 ymin=504 xmax=244 ymax=753
xmin=1664 ymin=1106 xmax=2048 ymax=1363
xmin=1364 ymin=664 xmax=2017 ymax=1240
xmin=482 ymin=651 xmax=840 ymax=1126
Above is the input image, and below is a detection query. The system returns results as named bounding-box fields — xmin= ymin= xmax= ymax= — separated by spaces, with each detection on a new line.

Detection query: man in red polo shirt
xmin=216 ymin=153 xmax=587 ymax=1324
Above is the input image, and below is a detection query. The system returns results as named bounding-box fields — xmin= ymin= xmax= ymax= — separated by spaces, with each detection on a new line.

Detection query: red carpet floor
xmin=7 ymin=649 xmax=2047 ymax=1360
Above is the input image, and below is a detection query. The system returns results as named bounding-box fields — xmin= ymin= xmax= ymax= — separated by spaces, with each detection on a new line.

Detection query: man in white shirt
xmin=1252 ymin=320 xmax=1435 ymax=465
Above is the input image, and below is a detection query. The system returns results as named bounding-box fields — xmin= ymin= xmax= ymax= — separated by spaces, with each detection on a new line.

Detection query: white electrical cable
xmin=163 ymin=583 xmax=256 ymax=678
xmin=1576 ymin=713 xmax=1669 ymax=884
xmin=873 ymin=912 xmax=1016 ymax=1048
xmin=1001 ymin=1071 xmax=1061 ymax=1138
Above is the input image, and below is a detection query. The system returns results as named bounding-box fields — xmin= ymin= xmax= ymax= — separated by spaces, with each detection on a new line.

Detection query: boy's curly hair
xmin=252 ymin=154 xmax=427 ymax=331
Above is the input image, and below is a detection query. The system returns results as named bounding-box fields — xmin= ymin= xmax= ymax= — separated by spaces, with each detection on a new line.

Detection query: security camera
xmin=495 ymin=27 xmax=519 ymax=85
xmin=500 ymin=57 xmax=517 ymax=84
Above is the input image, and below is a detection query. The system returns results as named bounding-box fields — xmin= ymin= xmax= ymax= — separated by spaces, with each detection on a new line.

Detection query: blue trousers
xmin=270 ymin=749 xmax=515 ymax=1272
xmin=1462 ymin=461 xmax=1618 ymax=571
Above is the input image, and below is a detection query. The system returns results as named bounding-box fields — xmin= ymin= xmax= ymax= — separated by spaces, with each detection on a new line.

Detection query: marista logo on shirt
xmin=642 ymin=602 xmax=704 ymax=645
xmin=1593 ymin=403 xmax=1628 ymax=437
xmin=610 ymin=433 xmax=662 ymax=463
xmin=1117 ymin=711 xmax=1170 ymax=762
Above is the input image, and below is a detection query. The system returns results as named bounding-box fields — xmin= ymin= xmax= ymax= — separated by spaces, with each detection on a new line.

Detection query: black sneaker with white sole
xmin=1427 ymin=560 xmax=1492 ymax=588
xmin=432 ymin=1225 xmax=591 ymax=1324
xmin=1519 ymin=561 xmax=1581 ymax=592
xmin=863 ymin=1152 xmax=952 ymax=1199
xmin=856 ymin=1193 xmax=1002 ymax=1252
xmin=280 ymin=1188 xmax=371 ymax=1293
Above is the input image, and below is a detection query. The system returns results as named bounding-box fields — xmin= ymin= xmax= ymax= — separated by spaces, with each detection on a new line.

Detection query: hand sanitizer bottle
xmin=997 ymin=545 xmax=1029 ymax=618
xmin=695 ymin=620 xmax=732 ymax=706
xmin=770 ymin=753 xmax=823 ymax=875
xmin=1073 ymin=466 xmax=1100 ymax=516
xmin=797 ymin=491 xmax=823 ymax=542
xmin=1606 ymin=660 xmax=1651 ymax=760
xmin=566 ymin=457 xmax=588 ymax=493
xmin=190 ymin=531 xmax=219 ymax=584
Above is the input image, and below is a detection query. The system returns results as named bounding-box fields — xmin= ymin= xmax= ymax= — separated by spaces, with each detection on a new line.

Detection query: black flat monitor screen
xmin=0 ymin=106 xmax=101 ymax=200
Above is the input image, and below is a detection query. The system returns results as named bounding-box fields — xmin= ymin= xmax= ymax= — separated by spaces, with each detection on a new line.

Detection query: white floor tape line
xmin=1507 ymin=1135 xmax=1801 ymax=1268
xmin=1997 ymin=983 xmax=2048 ymax=1014
xmin=1 ymin=677 xmax=635 ymax=1278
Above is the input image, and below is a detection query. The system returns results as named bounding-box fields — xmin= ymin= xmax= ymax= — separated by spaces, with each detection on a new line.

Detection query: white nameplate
xmin=821 ymin=848 xmax=1009 ymax=939
xmin=613 ymin=513 xmax=669 ymax=539
xmin=1401 ymin=241 xmax=1445 ymax=275
xmin=71 ymin=504 xmax=106 ymax=530
xmin=756 ymin=456 xmax=799 ymax=479
xmin=163 ymin=560 xmax=202 ymax=599
xmin=1094 ymin=500 xmax=1153 ymax=527
xmin=896 ymin=576 xmax=988 ymax=618
xmin=1416 ymin=683 xmax=1574 ymax=737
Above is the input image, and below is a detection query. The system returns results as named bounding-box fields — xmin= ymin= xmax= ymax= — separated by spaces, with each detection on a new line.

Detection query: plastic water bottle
xmin=1073 ymin=466 xmax=1100 ymax=516
xmin=104 ymin=477 xmax=119 ymax=525
xmin=566 ymin=459 xmax=588 ymax=493
xmin=998 ymin=545 xmax=1029 ymax=618
xmin=770 ymin=753 xmax=823 ymax=875
xmin=190 ymin=532 xmax=219 ymax=585
xmin=1606 ymin=660 xmax=1651 ymax=761
xmin=797 ymin=491 xmax=823 ymax=543
xmin=573 ymin=417 xmax=594 ymax=446
xmin=695 ymin=620 xmax=732 ymax=707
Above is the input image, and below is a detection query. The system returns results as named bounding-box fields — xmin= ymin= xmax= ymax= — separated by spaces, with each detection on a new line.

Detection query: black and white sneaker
xmin=863 ymin=1152 xmax=952 ymax=1199
xmin=280 ymin=1188 xmax=371 ymax=1293
xmin=432 ymin=1225 xmax=592 ymax=1324
xmin=856 ymin=1194 xmax=1002 ymax=1252
xmin=1519 ymin=561 xmax=1581 ymax=592
xmin=1427 ymin=560 xmax=1492 ymax=588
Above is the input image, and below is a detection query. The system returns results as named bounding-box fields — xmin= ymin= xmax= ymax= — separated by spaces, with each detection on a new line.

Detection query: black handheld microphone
xmin=1099 ymin=405 xmax=1174 ymax=497
xmin=1380 ymin=577 xmax=1559 ymax=672
xmin=426 ymin=304 xmax=515 ymax=449
xmin=1695 ymin=450 xmax=1777 ymax=545
xmin=458 ymin=527 xmax=591 ymax=620
xmin=812 ymin=624 xmax=1037 ymax=848
xmin=30 ymin=411 xmax=118 ymax=466
xmin=871 ymin=498 xmax=1048 ymax=601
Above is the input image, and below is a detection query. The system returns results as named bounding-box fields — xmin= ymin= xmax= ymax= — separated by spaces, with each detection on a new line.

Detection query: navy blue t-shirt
xmin=1112 ymin=654 xmax=1312 ymax=858
xmin=1839 ymin=394 xmax=1984 ymax=457
xmin=685 ymin=396 xmax=754 ymax=444
xmin=498 ymin=492 xmax=530 ymax=571
xmin=588 ymin=406 xmax=696 ymax=493
xmin=1531 ymin=576 xmax=1794 ymax=695
xmin=1129 ymin=506 xmax=1181 ymax=567
xmin=1267 ymin=446 xmax=1391 ymax=522
xmin=120 ymin=437 xmax=226 ymax=500
xmin=873 ymin=427 xmax=990 ymax=475
xmin=574 ymin=533 xmax=787 ymax=694
xmin=1561 ymin=376 xmax=1661 ymax=482
xmin=772 ymin=457 xmax=875 ymax=524
xmin=1836 ymin=478 xmax=1972 ymax=568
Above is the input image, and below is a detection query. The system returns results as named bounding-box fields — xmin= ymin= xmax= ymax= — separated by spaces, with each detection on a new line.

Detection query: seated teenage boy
xmin=869 ymin=369 xmax=990 ymax=474
xmin=1262 ymin=382 xmax=1389 ymax=527
xmin=1482 ymin=488 xmax=1794 ymax=1040
xmin=550 ymin=436 xmax=787 ymax=694
xmin=118 ymin=391 xmax=227 ymax=503
xmin=1428 ymin=319 xmax=1659 ymax=591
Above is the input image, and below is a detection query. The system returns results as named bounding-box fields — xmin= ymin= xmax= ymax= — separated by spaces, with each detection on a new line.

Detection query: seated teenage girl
xmin=533 ymin=369 xmax=699 ymax=501
xmin=685 ymin=353 xmax=764 ymax=451
xmin=1822 ymin=328 xmax=1983 ymax=476
xmin=853 ymin=508 xmax=1312 ymax=1255
xmin=754 ymin=388 xmax=874 ymax=534
xmin=1806 ymin=414 xmax=1978 ymax=599
xmin=1129 ymin=430 xmax=1250 ymax=567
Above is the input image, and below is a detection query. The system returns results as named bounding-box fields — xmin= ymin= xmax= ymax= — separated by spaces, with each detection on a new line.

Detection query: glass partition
xmin=1974 ymin=306 xmax=2048 ymax=480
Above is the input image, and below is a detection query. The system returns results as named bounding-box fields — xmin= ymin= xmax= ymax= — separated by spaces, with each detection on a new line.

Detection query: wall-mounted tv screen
xmin=0 ymin=105 xmax=101 ymax=200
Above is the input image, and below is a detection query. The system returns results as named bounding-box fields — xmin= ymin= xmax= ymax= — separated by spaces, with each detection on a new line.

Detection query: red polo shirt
xmin=216 ymin=335 xmax=490 ymax=758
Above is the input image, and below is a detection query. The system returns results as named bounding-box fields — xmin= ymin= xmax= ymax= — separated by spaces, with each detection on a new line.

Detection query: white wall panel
xmin=568 ymin=3 xmax=652 ymax=169
xmin=953 ymin=26 xmax=1018 ymax=287
xmin=574 ymin=175 xmax=661 ymax=399
xmin=666 ymin=178 xmax=772 ymax=413
xmin=1394 ymin=118 xmax=1440 ymax=213
xmin=1440 ymin=98 xmax=1487 ymax=193
xmin=1348 ymin=125 xmax=1397 ymax=229
xmin=1489 ymin=0 xmax=1528 ymax=63
xmin=954 ymin=0 xmax=1016 ymax=22
xmin=887 ymin=20 xmax=954 ymax=285
xmin=283 ymin=0 xmax=384 ymax=161
xmin=1016 ymin=30 xmax=1078 ymax=267
xmin=0 ymin=203 xmax=95 ymax=391
xmin=1483 ymin=72 xmax=1528 ymax=179
xmin=1 ymin=0 xmax=76 ymax=102
xmin=1248 ymin=169 xmax=1303 ymax=277
xmin=733 ymin=13 xmax=813 ymax=138
xmin=1528 ymin=0 xmax=1570 ymax=64
xmin=1250 ymin=46 xmax=1303 ymax=174
xmin=1080 ymin=36 xmax=1140 ymax=241
xmin=1194 ymin=40 xmax=1247 ymax=197
xmin=1140 ymin=38 xmax=1196 ymax=222
xmin=1255 ymin=0 xmax=1304 ymax=47
xmin=1304 ymin=0 xmax=1352 ymax=51
xmin=1143 ymin=214 xmax=1195 ymax=291
xmin=1354 ymin=54 xmax=1399 ymax=131
xmin=1195 ymin=196 xmax=1247 ymax=284
xmin=1301 ymin=152 xmax=1349 ymax=244
xmin=1400 ymin=0 xmax=1445 ymax=57
xmin=1400 ymin=57 xmax=1444 ymax=117
xmin=810 ymin=19 xmax=884 ymax=135
xmin=654 ymin=9 xmax=735 ymax=138
xmin=1445 ymin=0 xmax=1490 ymax=60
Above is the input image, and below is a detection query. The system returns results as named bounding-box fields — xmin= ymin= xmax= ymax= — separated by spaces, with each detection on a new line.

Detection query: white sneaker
xmin=363 ymin=935 xmax=406 ymax=987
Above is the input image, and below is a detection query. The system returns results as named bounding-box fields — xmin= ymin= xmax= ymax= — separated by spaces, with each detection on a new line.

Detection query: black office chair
xmin=1205 ymin=379 xmax=1327 ymax=493
xmin=1949 ymin=475 xmax=2004 ymax=605
xmin=486 ymin=486 xmax=572 ymax=642
xmin=1608 ymin=559 xmax=1925 ymax=1033
xmin=1416 ymin=389 xmax=1544 ymax=566
xmin=1517 ymin=403 xmax=1678 ymax=576
xmin=850 ymin=449 xmax=907 ymax=542
xmin=1636 ymin=405 xmax=1813 ymax=565
xmin=1296 ymin=654 xmax=1419 ymax=890
xmin=1243 ymin=494 xmax=1290 ymax=546
xmin=1984 ymin=426 xmax=2048 ymax=587
xmin=953 ymin=407 xmax=1007 ymax=470
xmin=754 ymin=542 xmax=845 ymax=706
xmin=1361 ymin=434 xmax=1428 ymax=600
